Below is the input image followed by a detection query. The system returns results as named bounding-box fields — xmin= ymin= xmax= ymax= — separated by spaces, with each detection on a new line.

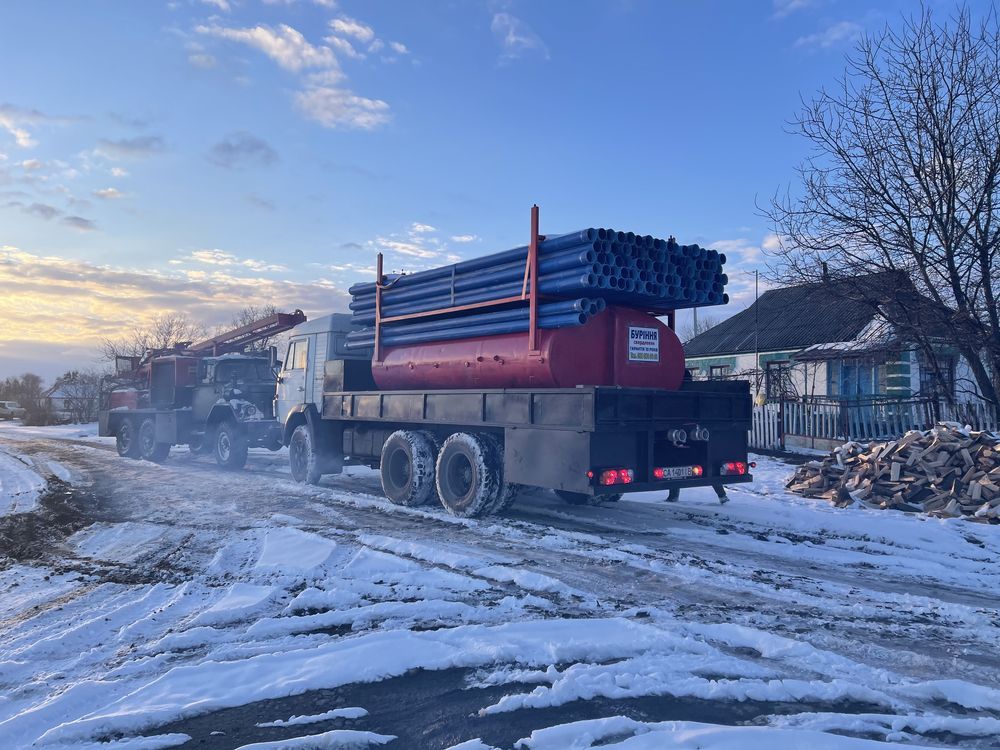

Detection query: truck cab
xmin=275 ymin=314 xmax=373 ymax=433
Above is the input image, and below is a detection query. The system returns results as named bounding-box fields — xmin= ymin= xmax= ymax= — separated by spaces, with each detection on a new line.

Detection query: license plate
xmin=661 ymin=466 xmax=694 ymax=479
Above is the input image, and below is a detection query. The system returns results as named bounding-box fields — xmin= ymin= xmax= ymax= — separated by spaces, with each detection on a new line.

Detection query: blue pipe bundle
xmin=345 ymin=228 xmax=728 ymax=350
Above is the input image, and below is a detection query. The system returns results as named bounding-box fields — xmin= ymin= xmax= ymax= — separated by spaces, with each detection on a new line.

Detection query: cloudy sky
xmin=0 ymin=0 xmax=942 ymax=380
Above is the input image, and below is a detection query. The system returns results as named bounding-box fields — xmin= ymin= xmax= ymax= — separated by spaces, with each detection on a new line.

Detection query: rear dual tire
xmin=138 ymin=418 xmax=170 ymax=463
xmin=380 ymin=430 xmax=438 ymax=506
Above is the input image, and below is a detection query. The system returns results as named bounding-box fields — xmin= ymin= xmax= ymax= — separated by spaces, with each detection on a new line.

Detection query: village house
xmin=683 ymin=273 xmax=976 ymax=406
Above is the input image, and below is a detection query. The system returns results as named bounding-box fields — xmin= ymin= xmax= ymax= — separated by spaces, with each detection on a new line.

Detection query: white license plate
xmin=661 ymin=466 xmax=694 ymax=479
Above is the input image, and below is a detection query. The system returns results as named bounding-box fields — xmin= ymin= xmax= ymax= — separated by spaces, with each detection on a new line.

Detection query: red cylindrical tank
xmin=373 ymin=306 xmax=685 ymax=390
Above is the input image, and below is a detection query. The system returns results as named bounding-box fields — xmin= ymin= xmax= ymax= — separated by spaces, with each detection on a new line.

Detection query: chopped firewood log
xmin=786 ymin=423 xmax=1000 ymax=522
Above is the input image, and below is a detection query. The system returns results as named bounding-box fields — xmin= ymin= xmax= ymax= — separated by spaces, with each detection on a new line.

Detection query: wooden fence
xmin=749 ymin=397 xmax=999 ymax=451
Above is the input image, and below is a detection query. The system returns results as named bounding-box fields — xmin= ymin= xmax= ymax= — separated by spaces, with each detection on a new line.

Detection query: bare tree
xmin=221 ymin=304 xmax=279 ymax=351
xmin=99 ymin=312 xmax=208 ymax=365
xmin=679 ymin=313 xmax=720 ymax=344
xmin=764 ymin=5 xmax=1000 ymax=405
xmin=51 ymin=370 xmax=102 ymax=423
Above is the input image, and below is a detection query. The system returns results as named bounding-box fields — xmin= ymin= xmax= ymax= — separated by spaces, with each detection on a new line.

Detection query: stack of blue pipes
xmin=345 ymin=228 xmax=728 ymax=350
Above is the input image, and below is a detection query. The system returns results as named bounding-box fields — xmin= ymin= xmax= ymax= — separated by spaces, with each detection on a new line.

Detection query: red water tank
xmin=373 ymin=306 xmax=685 ymax=390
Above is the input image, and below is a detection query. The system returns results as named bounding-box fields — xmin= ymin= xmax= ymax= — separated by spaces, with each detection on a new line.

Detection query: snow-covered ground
xmin=1 ymin=421 xmax=999 ymax=749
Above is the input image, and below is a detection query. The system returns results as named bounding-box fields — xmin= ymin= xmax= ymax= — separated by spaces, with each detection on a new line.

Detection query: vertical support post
xmin=374 ymin=252 xmax=384 ymax=365
xmin=666 ymin=310 xmax=676 ymax=330
xmin=528 ymin=204 xmax=540 ymax=354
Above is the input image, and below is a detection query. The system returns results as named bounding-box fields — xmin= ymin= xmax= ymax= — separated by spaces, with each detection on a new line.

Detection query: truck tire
xmin=138 ymin=418 xmax=170 ymax=463
xmin=289 ymin=424 xmax=322 ymax=484
xmin=483 ymin=434 xmax=521 ymax=514
xmin=380 ymin=430 xmax=437 ymax=506
xmin=435 ymin=432 xmax=501 ymax=518
xmin=116 ymin=419 xmax=141 ymax=459
xmin=554 ymin=489 xmax=622 ymax=506
xmin=214 ymin=420 xmax=248 ymax=470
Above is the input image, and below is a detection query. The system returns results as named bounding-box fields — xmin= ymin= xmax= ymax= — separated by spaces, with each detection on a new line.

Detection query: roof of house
xmin=684 ymin=273 xmax=899 ymax=358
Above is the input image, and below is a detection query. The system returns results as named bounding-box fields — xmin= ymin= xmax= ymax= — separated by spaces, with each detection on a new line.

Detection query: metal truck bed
xmin=320 ymin=381 xmax=752 ymax=497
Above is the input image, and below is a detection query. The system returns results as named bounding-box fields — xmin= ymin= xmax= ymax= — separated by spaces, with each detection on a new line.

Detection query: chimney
xmin=821 ymin=261 xmax=829 ymax=282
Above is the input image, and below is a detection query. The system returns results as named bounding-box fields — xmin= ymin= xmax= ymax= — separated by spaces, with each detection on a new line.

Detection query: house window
xmin=765 ymin=361 xmax=795 ymax=400
xmin=709 ymin=365 xmax=731 ymax=379
xmin=918 ymin=352 xmax=956 ymax=398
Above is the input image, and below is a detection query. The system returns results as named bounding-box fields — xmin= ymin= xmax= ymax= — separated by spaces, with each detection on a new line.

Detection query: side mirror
xmin=269 ymin=345 xmax=279 ymax=371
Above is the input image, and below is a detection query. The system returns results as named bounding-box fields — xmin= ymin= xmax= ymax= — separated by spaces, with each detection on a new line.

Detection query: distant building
xmin=684 ymin=272 xmax=975 ymax=404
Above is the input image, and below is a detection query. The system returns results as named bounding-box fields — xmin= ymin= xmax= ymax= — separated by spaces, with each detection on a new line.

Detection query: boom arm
xmin=189 ymin=310 xmax=307 ymax=355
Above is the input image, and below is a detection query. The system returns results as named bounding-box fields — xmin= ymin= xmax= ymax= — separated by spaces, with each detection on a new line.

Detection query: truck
xmin=274 ymin=312 xmax=752 ymax=518
xmin=98 ymin=311 xmax=306 ymax=468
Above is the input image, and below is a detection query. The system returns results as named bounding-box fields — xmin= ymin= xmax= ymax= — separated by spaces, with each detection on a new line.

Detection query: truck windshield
xmin=214 ymin=360 xmax=274 ymax=383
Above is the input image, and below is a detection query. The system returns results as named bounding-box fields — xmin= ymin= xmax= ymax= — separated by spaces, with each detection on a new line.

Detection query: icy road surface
xmin=1 ymin=422 xmax=999 ymax=749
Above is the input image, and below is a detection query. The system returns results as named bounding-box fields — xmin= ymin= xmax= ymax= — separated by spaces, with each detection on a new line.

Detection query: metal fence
xmin=749 ymin=396 xmax=1000 ymax=450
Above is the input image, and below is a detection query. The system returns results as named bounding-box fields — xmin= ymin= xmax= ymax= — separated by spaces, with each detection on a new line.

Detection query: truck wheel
xmin=380 ymin=430 xmax=437 ymax=506
xmin=116 ymin=419 xmax=141 ymax=459
xmin=483 ymin=434 xmax=521 ymax=514
xmin=435 ymin=432 xmax=501 ymax=518
xmin=554 ymin=489 xmax=622 ymax=506
xmin=289 ymin=424 xmax=322 ymax=484
xmin=138 ymin=418 xmax=170 ymax=463
xmin=214 ymin=421 xmax=248 ymax=470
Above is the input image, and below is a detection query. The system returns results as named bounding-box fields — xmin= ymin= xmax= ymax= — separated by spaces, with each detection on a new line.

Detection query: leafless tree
xmin=99 ymin=312 xmax=208 ymax=365
xmin=679 ymin=313 xmax=720 ymax=344
xmin=221 ymin=304 xmax=279 ymax=351
xmin=51 ymin=370 xmax=102 ymax=423
xmin=764 ymin=5 xmax=1000 ymax=405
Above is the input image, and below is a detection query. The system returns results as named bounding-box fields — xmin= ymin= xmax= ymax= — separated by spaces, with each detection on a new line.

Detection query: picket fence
xmin=749 ymin=397 xmax=1000 ymax=451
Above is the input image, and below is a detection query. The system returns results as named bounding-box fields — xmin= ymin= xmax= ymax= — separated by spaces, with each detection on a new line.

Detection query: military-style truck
xmin=98 ymin=311 xmax=306 ymax=468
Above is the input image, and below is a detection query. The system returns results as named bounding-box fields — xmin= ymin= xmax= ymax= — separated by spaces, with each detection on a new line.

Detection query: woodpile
xmin=786 ymin=423 xmax=1000 ymax=522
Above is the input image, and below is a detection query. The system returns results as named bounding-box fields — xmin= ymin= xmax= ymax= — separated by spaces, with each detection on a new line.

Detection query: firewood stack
xmin=786 ymin=423 xmax=1000 ymax=522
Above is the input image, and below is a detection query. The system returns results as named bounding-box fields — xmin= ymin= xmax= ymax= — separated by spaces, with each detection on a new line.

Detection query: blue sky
xmin=0 ymin=0 xmax=961 ymax=379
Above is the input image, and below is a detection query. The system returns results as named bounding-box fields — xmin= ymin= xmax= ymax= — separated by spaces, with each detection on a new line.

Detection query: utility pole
xmin=754 ymin=269 xmax=760 ymax=398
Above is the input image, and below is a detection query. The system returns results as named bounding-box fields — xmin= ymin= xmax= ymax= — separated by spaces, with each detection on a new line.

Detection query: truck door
xmin=276 ymin=337 xmax=309 ymax=423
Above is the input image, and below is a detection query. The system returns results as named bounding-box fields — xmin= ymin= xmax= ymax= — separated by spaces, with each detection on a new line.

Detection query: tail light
xmin=692 ymin=465 xmax=704 ymax=477
xmin=599 ymin=468 xmax=634 ymax=486
xmin=720 ymin=461 xmax=747 ymax=476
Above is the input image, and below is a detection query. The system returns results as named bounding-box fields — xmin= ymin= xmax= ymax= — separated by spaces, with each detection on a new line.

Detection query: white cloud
xmin=388 ymin=41 xmax=408 ymax=55
xmin=19 ymin=159 xmax=43 ymax=170
xmin=199 ymin=0 xmax=230 ymax=10
xmin=0 ymin=244 xmax=344 ymax=349
xmin=0 ymin=104 xmax=72 ymax=149
xmin=325 ymin=35 xmax=364 ymax=60
xmin=773 ymin=0 xmax=818 ymax=18
xmin=410 ymin=222 xmax=436 ymax=233
xmin=376 ymin=239 xmax=439 ymax=259
xmin=183 ymin=248 xmax=287 ymax=272
xmin=196 ymin=23 xmax=336 ymax=71
xmin=451 ymin=234 xmax=478 ymax=243
xmin=795 ymin=21 xmax=862 ymax=50
xmin=295 ymin=85 xmax=390 ymax=130
xmin=491 ymin=12 xmax=549 ymax=63
xmin=188 ymin=52 xmax=217 ymax=68
xmin=110 ymin=167 xmax=129 ymax=178
xmin=329 ymin=16 xmax=374 ymax=43
xmin=710 ymin=238 xmax=763 ymax=265
xmin=93 ymin=187 xmax=125 ymax=200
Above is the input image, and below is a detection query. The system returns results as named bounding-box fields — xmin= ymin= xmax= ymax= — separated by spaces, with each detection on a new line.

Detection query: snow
xmin=2 ymin=422 xmax=1000 ymax=749
xmin=513 ymin=717 xmax=915 ymax=749
xmin=0 ymin=446 xmax=47 ymax=514
xmin=256 ymin=707 xmax=369 ymax=727
xmin=234 ymin=729 xmax=396 ymax=749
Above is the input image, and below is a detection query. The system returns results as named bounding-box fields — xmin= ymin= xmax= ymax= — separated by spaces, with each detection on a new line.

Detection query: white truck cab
xmin=275 ymin=314 xmax=374 ymax=481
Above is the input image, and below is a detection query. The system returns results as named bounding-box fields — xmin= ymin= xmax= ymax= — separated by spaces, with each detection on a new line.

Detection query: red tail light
xmin=720 ymin=461 xmax=747 ymax=476
xmin=599 ymin=468 xmax=634 ymax=486
xmin=653 ymin=467 xmax=665 ymax=479
xmin=692 ymin=465 xmax=704 ymax=477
